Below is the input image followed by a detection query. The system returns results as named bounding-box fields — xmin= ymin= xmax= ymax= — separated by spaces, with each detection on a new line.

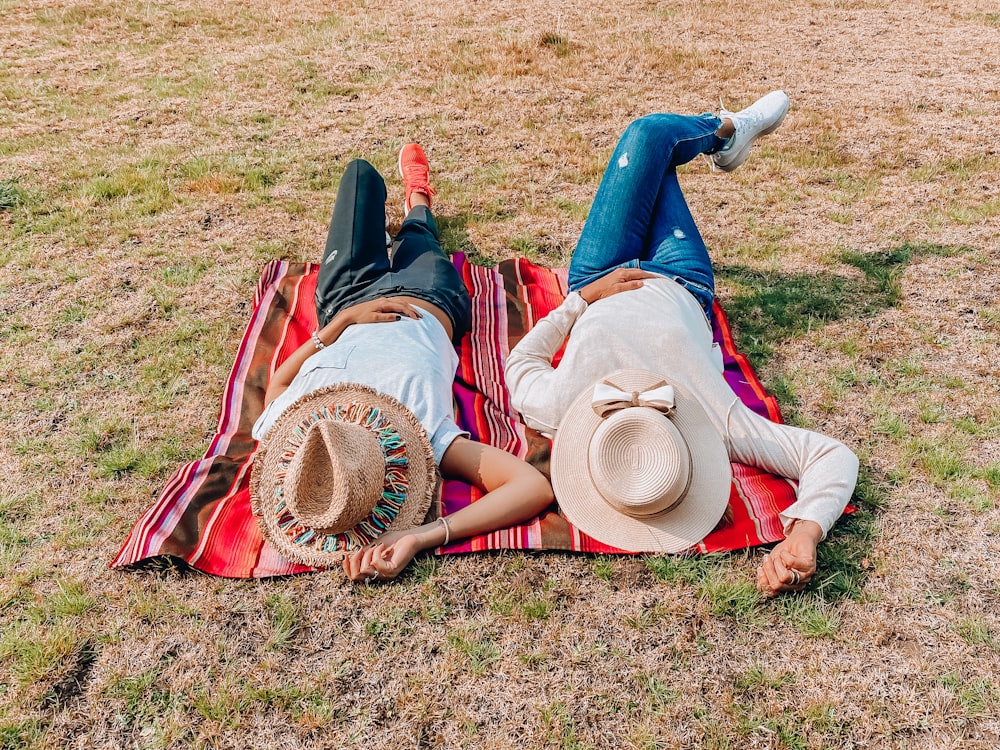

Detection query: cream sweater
xmin=504 ymin=278 xmax=859 ymax=538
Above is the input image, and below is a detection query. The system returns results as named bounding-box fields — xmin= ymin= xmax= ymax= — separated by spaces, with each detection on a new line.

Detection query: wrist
xmin=413 ymin=520 xmax=448 ymax=550
xmin=786 ymin=519 xmax=823 ymax=544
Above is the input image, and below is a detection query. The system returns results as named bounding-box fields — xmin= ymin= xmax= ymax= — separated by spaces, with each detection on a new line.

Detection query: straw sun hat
xmin=250 ymin=383 xmax=437 ymax=568
xmin=551 ymin=369 xmax=732 ymax=553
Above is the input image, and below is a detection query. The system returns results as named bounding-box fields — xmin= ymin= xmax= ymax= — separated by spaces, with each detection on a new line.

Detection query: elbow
xmin=523 ymin=465 xmax=555 ymax=511
xmin=845 ymin=446 xmax=860 ymax=492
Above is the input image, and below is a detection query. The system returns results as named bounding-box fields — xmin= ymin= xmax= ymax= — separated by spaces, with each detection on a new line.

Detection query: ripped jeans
xmin=567 ymin=113 xmax=725 ymax=319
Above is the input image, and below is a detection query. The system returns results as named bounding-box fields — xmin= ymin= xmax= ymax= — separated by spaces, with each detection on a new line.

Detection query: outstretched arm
xmin=724 ymin=400 xmax=858 ymax=596
xmin=342 ymin=437 xmax=554 ymax=582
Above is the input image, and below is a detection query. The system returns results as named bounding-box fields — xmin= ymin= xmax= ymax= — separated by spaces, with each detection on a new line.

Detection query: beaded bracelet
xmin=311 ymin=330 xmax=326 ymax=350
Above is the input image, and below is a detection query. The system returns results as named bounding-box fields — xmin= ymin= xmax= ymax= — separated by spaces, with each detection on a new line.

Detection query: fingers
xmin=756 ymin=544 xmax=814 ymax=596
xmin=362 ymin=299 xmax=422 ymax=324
xmin=375 ymin=300 xmax=422 ymax=318
xmin=614 ymin=268 xmax=658 ymax=281
xmin=581 ymin=268 xmax=660 ymax=303
xmin=370 ymin=548 xmax=401 ymax=581
xmin=342 ymin=544 xmax=384 ymax=583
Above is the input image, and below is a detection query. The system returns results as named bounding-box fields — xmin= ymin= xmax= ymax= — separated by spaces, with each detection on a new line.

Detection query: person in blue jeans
xmin=568 ymin=92 xmax=789 ymax=319
xmin=506 ymin=92 xmax=861 ymax=597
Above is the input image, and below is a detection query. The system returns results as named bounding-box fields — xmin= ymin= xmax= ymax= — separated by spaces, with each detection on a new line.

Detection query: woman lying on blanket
xmin=504 ymin=91 xmax=859 ymax=597
xmin=249 ymin=145 xmax=553 ymax=582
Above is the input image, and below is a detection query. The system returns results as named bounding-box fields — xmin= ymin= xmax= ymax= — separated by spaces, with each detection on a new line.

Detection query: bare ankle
xmin=716 ymin=118 xmax=735 ymax=140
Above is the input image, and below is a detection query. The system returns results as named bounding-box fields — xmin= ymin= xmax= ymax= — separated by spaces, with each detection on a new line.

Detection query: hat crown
xmin=587 ymin=407 xmax=691 ymax=518
xmin=551 ymin=369 xmax=732 ymax=553
xmin=283 ymin=420 xmax=385 ymax=532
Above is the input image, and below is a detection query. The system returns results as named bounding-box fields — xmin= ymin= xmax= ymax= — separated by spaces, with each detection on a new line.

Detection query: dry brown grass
xmin=2 ymin=0 xmax=999 ymax=747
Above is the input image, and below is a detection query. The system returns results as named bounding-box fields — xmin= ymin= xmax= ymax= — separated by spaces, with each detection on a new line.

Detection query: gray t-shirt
xmin=252 ymin=314 xmax=466 ymax=464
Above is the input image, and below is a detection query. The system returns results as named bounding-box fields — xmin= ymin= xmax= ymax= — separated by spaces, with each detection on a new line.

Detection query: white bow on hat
xmin=591 ymin=381 xmax=675 ymax=418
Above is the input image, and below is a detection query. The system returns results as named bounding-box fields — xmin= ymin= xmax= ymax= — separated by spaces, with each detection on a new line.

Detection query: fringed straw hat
xmin=250 ymin=383 xmax=437 ymax=567
xmin=551 ymin=369 xmax=731 ymax=553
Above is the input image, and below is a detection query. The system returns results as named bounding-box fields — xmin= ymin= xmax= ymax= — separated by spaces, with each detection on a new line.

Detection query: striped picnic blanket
xmin=112 ymin=255 xmax=800 ymax=578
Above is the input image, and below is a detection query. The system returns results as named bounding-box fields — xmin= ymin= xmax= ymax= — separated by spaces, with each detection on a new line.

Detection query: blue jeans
xmin=568 ymin=113 xmax=725 ymax=318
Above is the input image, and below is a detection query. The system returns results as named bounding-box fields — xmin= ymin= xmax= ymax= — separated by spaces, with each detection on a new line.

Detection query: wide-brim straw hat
xmin=551 ymin=369 xmax=731 ymax=553
xmin=250 ymin=383 xmax=437 ymax=567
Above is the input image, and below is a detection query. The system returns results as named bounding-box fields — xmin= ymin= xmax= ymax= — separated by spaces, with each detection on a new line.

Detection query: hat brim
xmin=551 ymin=369 xmax=732 ymax=553
xmin=250 ymin=383 xmax=437 ymax=567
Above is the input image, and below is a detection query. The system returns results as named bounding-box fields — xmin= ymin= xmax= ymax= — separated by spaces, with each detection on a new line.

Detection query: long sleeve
xmin=504 ymin=292 xmax=589 ymax=435
xmin=724 ymin=400 xmax=859 ymax=539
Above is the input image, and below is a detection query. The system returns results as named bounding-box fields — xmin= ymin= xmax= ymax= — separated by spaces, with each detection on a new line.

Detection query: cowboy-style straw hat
xmin=551 ymin=369 xmax=732 ymax=553
xmin=250 ymin=383 xmax=437 ymax=567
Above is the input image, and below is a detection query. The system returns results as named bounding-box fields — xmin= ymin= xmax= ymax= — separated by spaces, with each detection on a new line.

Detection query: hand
xmin=339 ymin=297 xmax=422 ymax=327
xmin=756 ymin=520 xmax=822 ymax=597
xmin=341 ymin=531 xmax=424 ymax=583
xmin=578 ymin=268 xmax=658 ymax=305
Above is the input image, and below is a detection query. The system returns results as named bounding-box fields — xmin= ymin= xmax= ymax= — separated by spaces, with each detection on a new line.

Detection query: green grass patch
xmin=592 ymin=556 xmax=614 ymax=582
xmin=437 ymin=213 xmax=508 ymax=265
xmin=539 ymin=32 xmax=572 ymax=57
xmin=508 ymin=233 xmax=544 ymax=260
xmin=265 ymin=593 xmax=302 ymax=651
xmin=362 ymin=608 xmax=416 ymax=646
xmin=103 ymin=664 xmax=177 ymax=730
xmin=645 ymin=553 xmax=723 ymax=588
xmin=538 ymin=701 xmax=592 ymax=750
xmin=812 ymin=499 xmax=880 ymax=601
xmin=741 ymin=701 xmax=851 ymax=748
xmin=646 ymin=554 xmax=765 ymax=625
xmin=777 ymin=595 xmax=842 ymax=637
xmin=635 ymin=672 xmax=679 ymax=712
xmin=555 ymin=196 xmax=589 ymax=221
xmin=0 ymin=177 xmax=28 ymax=210
xmin=936 ymin=672 xmax=999 ymax=717
xmin=719 ymin=242 xmax=969 ymax=366
xmin=447 ymin=629 xmax=501 ymax=675
xmin=911 ymin=154 xmax=999 ymax=182
xmin=732 ymin=663 xmax=795 ymax=693
xmin=0 ymin=718 xmax=48 ymax=749
xmin=489 ymin=576 xmax=561 ymax=621
xmin=84 ymin=161 xmax=173 ymax=216
xmin=0 ymin=493 xmax=33 ymax=578
xmin=771 ymin=127 xmax=852 ymax=172
xmin=872 ymin=407 xmax=906 ymax=439
xmin=954 ymin=615 xmax=998 ymax=652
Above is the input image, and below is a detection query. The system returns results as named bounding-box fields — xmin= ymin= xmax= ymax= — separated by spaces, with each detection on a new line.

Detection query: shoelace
xmin=402 ymin=164 xmax=436 ymax=198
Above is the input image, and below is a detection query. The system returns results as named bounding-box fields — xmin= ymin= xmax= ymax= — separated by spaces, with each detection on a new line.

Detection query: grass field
xmin=1 ymin=0 xmax=999 ymax=747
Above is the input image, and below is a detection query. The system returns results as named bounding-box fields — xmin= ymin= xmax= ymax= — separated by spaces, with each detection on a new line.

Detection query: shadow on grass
xmin=646 ymin=242 xmax=972 ymax=617
xmin=716 ymin=242 xmax=971 ymax=368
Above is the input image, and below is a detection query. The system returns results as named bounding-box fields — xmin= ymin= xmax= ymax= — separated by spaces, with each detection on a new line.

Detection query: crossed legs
xmin=567 ymin=113 xmax=727 ymax=317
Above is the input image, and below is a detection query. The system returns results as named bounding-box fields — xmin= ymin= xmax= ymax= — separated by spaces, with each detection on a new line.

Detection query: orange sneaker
xmin=398 ymin=143 xmax=436 ymax=214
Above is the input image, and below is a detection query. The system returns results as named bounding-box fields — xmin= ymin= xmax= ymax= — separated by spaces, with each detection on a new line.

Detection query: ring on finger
xmin=789 ymin=570 xmax=801 ymax=586
xmin=367 ymin=570 xmax=379 ymax=582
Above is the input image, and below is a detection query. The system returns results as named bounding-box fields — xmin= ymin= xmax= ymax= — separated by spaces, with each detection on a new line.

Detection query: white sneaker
xmin=712 ymin=90 xmax=790 ymax=172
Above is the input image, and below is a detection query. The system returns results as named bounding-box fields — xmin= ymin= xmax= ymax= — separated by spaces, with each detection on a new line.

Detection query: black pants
xmin=314 ymin=159 xmax=471 ymax=343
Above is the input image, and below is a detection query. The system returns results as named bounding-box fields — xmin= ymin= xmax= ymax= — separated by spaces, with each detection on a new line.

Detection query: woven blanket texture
xmin=112 ymin=256 xmax=802 ymax=578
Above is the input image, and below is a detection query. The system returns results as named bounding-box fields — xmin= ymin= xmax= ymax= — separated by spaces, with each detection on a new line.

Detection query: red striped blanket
xmin=112 ymin=256 xmax=802 ymax=578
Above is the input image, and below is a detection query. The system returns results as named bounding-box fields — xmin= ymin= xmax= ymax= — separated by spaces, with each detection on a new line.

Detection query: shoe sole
xmin=398 ymin=147 xmax=409 ymax=214
xmin=714 ymin=105 xmax=789 ymax=173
